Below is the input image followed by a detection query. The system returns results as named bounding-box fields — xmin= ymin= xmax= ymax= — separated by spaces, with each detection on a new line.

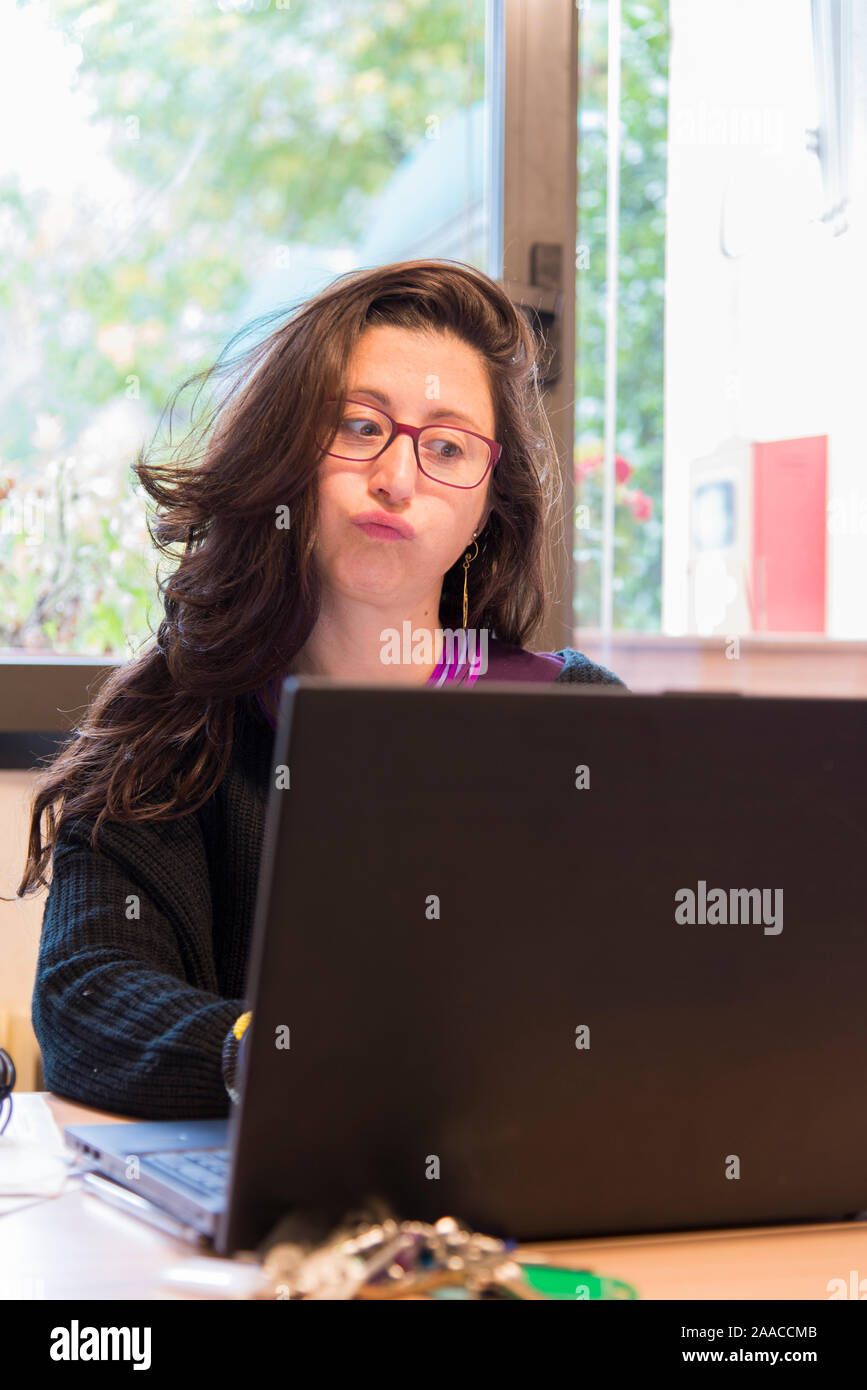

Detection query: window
xmin=576 ymin=0 xmax=863 ymax=667
xmin=0 ymin=0 xmax=491 ymax=657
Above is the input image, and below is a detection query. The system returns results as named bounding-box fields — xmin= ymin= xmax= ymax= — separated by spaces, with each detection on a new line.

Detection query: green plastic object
xmin=518 ymin=1263 xmax=639 ymax=1300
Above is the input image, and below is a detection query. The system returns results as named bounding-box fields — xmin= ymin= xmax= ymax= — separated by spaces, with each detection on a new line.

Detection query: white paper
xmin=0 ymin=1092 xmax=73 ymax=1210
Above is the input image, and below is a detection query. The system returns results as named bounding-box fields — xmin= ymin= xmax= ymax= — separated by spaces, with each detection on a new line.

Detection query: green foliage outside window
xmin=575 ymin=0 xmax=668 ymax=631
xmin=0 ymin=0 xmax=485 ymax=653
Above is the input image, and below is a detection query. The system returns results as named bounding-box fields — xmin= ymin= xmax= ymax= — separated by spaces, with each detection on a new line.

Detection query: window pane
xmin=0 ymin=0 xmax=491 ymax=655
xmin=576 ymin=0 xmax=865 ymax=677
xmin=576 ymin=0 xmax=668 ymax=635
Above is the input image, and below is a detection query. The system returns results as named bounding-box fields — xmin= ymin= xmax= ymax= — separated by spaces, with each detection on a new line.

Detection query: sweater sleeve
xmin=31 ymin=811 xmax=248 ymax=1121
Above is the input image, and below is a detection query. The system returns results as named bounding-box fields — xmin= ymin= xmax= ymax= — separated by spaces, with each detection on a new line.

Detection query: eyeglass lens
xmin=320 ymin=402 xmax=490 ymax=487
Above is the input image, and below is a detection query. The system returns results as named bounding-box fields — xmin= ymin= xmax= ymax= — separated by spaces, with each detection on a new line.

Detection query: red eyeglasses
xmin=318 ymin=398 xmax=501 ymax=490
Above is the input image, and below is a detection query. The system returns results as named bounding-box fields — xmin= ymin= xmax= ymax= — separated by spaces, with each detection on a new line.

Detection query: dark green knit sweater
xmin=31 ymin=648 xmax=625 ymax=1120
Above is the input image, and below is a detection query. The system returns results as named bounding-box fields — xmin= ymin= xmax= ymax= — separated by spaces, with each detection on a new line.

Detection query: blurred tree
xmin=0 ymin=0 xmax=484 ymax=652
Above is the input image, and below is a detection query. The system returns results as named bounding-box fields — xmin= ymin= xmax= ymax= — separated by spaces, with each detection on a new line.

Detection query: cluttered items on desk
xmin=251 ymin=1201 xmax=639 ymax=1301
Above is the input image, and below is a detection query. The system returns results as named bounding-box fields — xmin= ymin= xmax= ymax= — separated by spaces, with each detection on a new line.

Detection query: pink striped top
xmin=255 ymin=636 xmax=565 ymax=728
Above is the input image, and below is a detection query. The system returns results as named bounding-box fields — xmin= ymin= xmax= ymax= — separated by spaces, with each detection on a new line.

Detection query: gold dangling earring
xmin=462 ymin=531 xmax=479 ymax=629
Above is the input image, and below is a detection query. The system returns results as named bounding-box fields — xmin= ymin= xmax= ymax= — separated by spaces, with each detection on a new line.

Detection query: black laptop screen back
xmin=219 ymin=685 xmax=867 ymax=1255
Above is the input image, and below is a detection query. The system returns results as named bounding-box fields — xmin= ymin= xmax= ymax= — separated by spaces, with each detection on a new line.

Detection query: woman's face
xmin=312 ymin=323 xmax=496 ymax=623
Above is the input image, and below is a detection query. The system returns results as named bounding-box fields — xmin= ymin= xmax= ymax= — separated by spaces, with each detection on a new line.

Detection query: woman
xmin=15 ymin=258 xmax=625 ymax=1119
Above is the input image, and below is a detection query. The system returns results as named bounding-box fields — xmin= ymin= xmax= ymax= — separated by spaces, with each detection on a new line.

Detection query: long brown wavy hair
xmin=13 ymin=258 xmax=563 ymax=898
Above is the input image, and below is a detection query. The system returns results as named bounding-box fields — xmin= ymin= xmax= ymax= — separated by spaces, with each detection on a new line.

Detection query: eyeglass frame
xmin=319 ymin=397 xmax=502 ymax=490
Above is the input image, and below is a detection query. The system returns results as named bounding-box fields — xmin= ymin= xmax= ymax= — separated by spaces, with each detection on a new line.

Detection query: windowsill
xmin=573 ymin=629 xmax=867 ymax=652
xmin=572 ymin=629 xmax=867 ymax=696
xmin=4 ymin=632 xmax=867 ymax=665
xmin=0 ymin=650 xmax=121 ymax=663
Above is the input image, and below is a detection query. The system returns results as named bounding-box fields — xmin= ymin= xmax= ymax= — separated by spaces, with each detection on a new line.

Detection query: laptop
xmin=65 ymin=679 xmax=867 ymax=1257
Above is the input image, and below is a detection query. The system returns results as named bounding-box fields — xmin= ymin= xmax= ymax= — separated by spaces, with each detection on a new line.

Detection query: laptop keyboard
xmin=143 ymin=1148 xmax=230 ymax=1196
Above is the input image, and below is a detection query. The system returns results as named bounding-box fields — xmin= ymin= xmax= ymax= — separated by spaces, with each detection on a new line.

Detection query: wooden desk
xmin=4 ymin=1093 xmax=866 ymax=1300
